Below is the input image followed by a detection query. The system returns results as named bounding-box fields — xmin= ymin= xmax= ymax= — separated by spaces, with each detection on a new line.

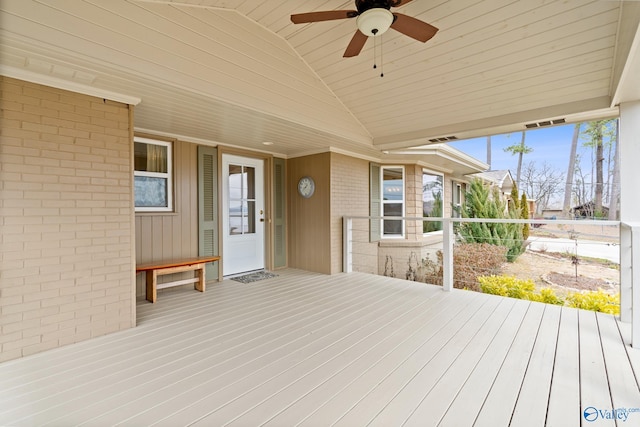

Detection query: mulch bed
xmin=544 ymin=272 xmax=614 ymax=292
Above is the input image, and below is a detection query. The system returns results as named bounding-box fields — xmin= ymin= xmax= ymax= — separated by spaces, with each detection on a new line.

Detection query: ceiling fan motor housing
xmin=355 ymin=0 xmax=394 ymax=13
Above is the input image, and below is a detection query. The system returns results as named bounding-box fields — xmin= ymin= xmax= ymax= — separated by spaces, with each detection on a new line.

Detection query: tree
xmin=563 ymin=123 xmax=580 ymax=216
xmin=608 ymin=119 xmax=620 ymax=220
xmin=520 ymin=161 xmax=564 ymax=215
xmin=572 ymin=153 xmax=590 ymax=209
xmin=521 ymin=193 xmax=530 ymax=240
xmin=504 ymin=131 xmax=533 ymax=189
xmin=509 ymin=184 xmax=519 ymax=213
xmin=581 ymin=120 xmax=616 ymax=215
xmin=458 ymin=179 xmax=524 ymax=262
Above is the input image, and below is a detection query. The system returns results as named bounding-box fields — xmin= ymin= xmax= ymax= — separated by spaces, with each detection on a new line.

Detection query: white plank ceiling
xmin=1 ymin=0 xmax=638 ymax=157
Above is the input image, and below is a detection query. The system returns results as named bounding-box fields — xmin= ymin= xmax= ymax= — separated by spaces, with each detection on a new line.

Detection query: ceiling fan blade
xmin=343 ymin=30 xmax=368 ymax=57
xmin=291 ymin=10 xmax=357 ymax=24
xmin=391 ymin=13 xmax=438 ymax=42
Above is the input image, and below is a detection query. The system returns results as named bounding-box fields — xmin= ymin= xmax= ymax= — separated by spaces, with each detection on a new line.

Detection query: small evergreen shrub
xmin=520 ymin=193 xmax=530 ymax=240
xmin=458 ymin=179 xmax=524 ymax=262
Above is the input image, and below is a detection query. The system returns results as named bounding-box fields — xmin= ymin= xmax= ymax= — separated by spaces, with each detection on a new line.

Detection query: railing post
xmin=343 ymin=217 xmax=353 ymax=273
xmin=631 ymin=223 xmax=640 ymax=348
xmin=442 ymin=218 xmax=453 ymax=291
xmin=621 ymin=223 xmax=632 ymax=323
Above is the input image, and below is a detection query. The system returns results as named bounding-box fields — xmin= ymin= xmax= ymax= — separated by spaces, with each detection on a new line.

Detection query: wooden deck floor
xmin=1 ymin=270 xmax=639 ymax=426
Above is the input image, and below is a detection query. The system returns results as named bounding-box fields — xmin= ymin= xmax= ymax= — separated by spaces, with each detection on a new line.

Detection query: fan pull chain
xmin=373 ymin=33 xmax=378 ymax=71
xmin=372 ymin=34 xmax=384 ymax=78
xmin=380 ymin=34 xmax=384 ymax=78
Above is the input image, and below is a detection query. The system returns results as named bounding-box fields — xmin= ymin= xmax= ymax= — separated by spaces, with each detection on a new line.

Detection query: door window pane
xmin=228 ymin=164 xmax=256 ymax=235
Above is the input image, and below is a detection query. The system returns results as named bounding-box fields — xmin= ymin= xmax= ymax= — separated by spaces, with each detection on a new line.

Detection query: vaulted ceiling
xmin=1 ymin=0 xmax=639 ymax=158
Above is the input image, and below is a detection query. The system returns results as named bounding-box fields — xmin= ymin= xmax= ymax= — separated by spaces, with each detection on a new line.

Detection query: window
xmin=382 ymin=166 xmax=404 ymax=237
xmin=227 ymin=163 xmax=256 ymax=235
xmin=452 ymin=181 xmax=464 ymax=218
xmin=422 ymin=171 xmax=443 ymax=233
xmin=134 ymin=137 xmax=173 ymax=212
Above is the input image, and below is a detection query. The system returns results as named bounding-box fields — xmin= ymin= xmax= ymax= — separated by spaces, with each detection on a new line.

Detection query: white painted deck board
xmin=0 ymin=270 xmax=638 ymax=427
xmin=596 ymin=312 xmax=640 ymax=414
xmin=146 ymin=278 xmax=430 ymax=426
xmin=2 ymin=274 xmax=349 ymax=413
xmin=420 ymin=298 xmax=531 ymax=427
xmin=473 ymin=302 xmax=546 ymax=427
xmin=332 ymin=293 xmax=501 ymax=427
xmin=579 ymin=310 xmax=616 ymax=426
xmin=296 ymin=290 xmax=486 ymax=427
xmin=545 ymin=308 xmax=581 ymax=427
xmin=400 ymin=297 xmax=520 ymax=427
xmin=510 ymin=305 xmax=561 ymax=427
xmin=34 ymin=274 xmax=402 ymax=426
xmin=260 ymin=291 xmax=458 ymax=427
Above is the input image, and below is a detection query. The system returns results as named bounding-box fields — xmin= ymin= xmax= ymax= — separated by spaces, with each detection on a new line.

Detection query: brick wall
xmin=0 ymin=77 xmax=135 ymax=362
xmin=330 ymin=153 xmax=374 ymax=274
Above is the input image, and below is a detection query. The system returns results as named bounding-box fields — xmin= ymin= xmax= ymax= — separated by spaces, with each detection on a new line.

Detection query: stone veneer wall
xmin=0 ymin=77 xmax=135 ymax=362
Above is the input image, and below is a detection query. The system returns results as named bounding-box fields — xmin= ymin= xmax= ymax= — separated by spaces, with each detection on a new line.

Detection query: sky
xmin=449 ymin=124 xmax=581 ymax=175
xmin=447 ymin=122 xmax=618 ymax=209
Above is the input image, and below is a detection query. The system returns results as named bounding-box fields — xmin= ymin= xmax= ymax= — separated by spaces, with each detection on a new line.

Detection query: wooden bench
xmin=136 ymin=256 xmax=221 ymax=303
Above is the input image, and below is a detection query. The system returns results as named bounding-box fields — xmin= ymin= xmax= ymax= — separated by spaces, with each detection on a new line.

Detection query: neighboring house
xmin=469 ymin=170 xmax=515 ymax=200
xmin=572 ymin=202 xmax=610 ymax=218
xmin=1 ymin=1 xmax=639 ymax=362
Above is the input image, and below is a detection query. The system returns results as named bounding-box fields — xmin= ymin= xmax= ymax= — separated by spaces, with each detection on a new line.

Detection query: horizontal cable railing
xmin=343 ymin=216 xmax=621 ymax=295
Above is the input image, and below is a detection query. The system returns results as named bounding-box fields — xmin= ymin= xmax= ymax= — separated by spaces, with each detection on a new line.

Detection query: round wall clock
xmin=298 ymin=176 xmax=315 ymax=198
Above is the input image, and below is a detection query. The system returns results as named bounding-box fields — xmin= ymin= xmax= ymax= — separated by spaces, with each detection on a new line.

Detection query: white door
xmin=222 ymin=154 xmax=265 ymax=276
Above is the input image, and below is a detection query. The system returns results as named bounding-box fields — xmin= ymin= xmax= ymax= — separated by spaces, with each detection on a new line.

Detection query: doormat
xmin=230 ymin=271 xmax=278 ymax=284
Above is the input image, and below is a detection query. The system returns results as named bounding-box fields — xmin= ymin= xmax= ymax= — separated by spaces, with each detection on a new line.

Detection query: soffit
xmin=0 ymin=0 xmax=636 ymax=157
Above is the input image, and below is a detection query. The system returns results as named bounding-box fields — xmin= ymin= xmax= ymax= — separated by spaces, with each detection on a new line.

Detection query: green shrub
xmin=529 ymin=287 xmax=566 ymax=306
xmin=458 ymin=179 xmax=524 ymax=262
xmin=478 ymin=275 xmax=619 ymax=314
xmin=478 ymin=275 xmax=563 ymax=304
xmin=520 ymin=193 xmax=530 ymax=240
xmin=566 ymin=289 xmax=620 ymax=315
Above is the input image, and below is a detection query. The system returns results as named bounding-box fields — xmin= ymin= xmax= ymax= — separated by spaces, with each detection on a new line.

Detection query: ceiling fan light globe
xmin=356 ymin=8 xmax=393 ymax=36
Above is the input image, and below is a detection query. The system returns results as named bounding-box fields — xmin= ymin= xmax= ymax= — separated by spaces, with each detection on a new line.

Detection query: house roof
xmin=381 ymin=143 xmax=489 ymax=177
xmin=469 ymin=169 xmax=515 ymax=190
xmin=1 ymin=0 xmax=638 ymax=159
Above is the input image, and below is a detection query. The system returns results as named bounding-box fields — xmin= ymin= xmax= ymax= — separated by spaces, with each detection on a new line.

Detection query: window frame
xmin=422 ymin=169 xmax=444 ymax=235
xmin=381 ymin=165 xmax=405 ymax=238
xmin=452 ymin=181 xmax=464 ymax=218
xmin=134 ymin=136 xmax=174 ymax=213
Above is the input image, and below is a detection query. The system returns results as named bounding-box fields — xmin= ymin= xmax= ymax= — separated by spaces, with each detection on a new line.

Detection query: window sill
xmin=135 ymin=211 xmax=178 ymax=217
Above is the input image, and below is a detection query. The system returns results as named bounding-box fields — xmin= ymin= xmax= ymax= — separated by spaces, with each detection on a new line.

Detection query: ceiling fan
xmin=290 ymin=0 xmax=438 ymax=58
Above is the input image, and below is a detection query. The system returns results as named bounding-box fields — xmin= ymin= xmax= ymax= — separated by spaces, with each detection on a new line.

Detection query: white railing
xmin=621 ymin=222 xmax=640 ymax=348
xmin=344 ymin=216 xmax=639 ymax=347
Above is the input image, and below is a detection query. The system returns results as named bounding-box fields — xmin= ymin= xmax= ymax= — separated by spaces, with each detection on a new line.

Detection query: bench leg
xmin=195 ymin=265 xmax=205 ymax=293
xmin=146 ymin=270 xmax=157 ymax=303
